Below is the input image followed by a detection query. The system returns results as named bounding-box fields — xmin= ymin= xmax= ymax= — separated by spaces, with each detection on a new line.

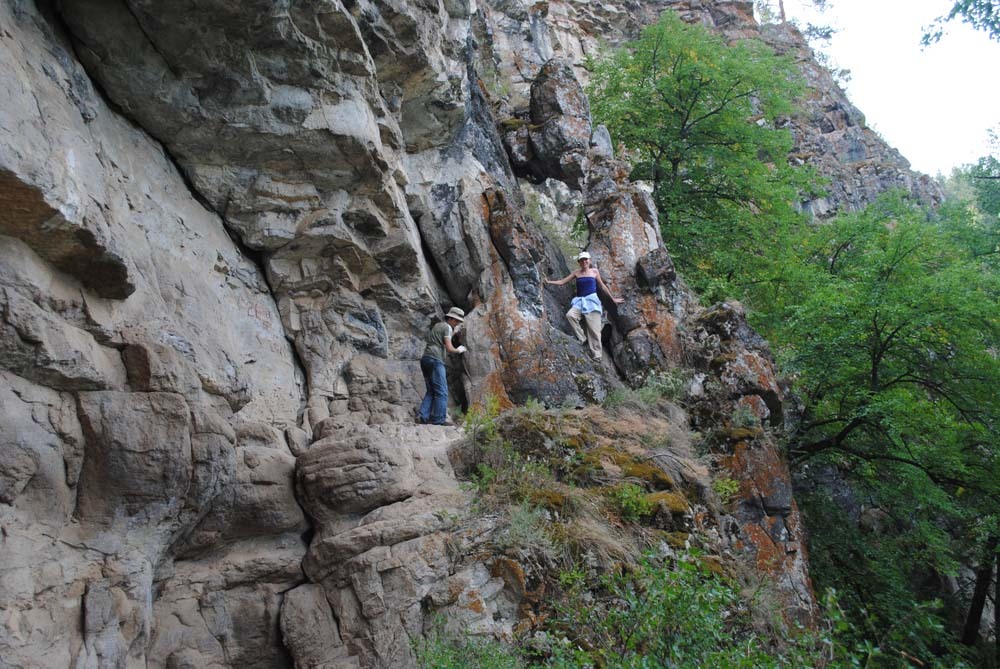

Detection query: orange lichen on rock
xmin=491 ymin=556 xmax=546 ymax=626
xmin=491 ymin=557 xmax=527 ymax=596
xmin=464 ymin=592 xmax=486 ymax=614
xmin=720 ymin=349 xmax=780 ymax=396
xmin=471 ymin=372 xmax=514 ymax=412
xmin=722 ymin=440 xmax=774 ymax=497
xmin=742 ymin=524 xmax=784 ymax=574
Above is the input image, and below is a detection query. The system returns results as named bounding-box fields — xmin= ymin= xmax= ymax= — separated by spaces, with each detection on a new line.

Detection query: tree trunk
xmin=962 ymin=535 xmax=998 ymax=646
xmin=778 ymin=0 xmax=787 ymax=22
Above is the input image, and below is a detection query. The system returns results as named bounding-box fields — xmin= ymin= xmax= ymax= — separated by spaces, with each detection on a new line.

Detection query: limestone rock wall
xmin=1 ymin=0 xmax=938 ymax=666
xmin=1 ymin=3 xmax=305 ymax=666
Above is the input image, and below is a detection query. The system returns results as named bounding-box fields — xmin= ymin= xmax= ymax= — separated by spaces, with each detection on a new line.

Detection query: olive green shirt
xmin=422 ymin=322 xmax=453 ymax=361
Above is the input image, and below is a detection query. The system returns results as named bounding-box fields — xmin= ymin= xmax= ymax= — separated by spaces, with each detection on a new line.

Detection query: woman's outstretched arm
xmin=545 ymin=270 xmax=578 ymax=286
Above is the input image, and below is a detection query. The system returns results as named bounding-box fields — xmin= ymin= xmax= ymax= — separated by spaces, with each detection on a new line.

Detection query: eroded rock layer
xmin=1 ymin=0 xmax=938 ymax=666
xmin=1 ymin=3 xmax=304 ymax=667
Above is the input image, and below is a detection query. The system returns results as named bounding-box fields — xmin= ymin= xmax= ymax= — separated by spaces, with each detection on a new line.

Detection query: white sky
xmin=775 ymin=0 xmax=1000 ymax=176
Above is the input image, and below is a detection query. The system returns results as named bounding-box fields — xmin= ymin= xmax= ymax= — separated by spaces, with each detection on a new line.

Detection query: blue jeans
xmin=418 ymin=355 xmax=448 ymax=425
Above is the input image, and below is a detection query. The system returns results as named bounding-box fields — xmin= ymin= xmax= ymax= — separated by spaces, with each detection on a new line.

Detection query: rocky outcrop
xmin=3 ymin=0 xmax=944 ymax=665
xmin=768 ymin=19 xmax=943 ymax=216
xmin=290 ymin=423 xmax=479 ymax=667
xmin=685 ymin=301 xmax=814 ymax=618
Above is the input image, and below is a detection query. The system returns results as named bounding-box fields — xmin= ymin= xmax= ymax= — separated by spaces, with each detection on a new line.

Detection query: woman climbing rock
xmin=416 ymin=306 xmax=467 ymax=425
xmin=545 ymin=251 xmax=624 ymax=360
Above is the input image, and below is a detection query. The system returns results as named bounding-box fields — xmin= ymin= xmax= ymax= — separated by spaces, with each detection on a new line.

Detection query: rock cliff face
xmin=0 ymin=0 xmax=935 ymax=667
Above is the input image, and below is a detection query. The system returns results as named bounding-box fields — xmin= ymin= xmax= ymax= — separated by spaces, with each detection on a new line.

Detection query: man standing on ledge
xmin=545 ymin=251 xmax=624 ymax=360
xmin=417 ymin=306 xmax=467 ymax=426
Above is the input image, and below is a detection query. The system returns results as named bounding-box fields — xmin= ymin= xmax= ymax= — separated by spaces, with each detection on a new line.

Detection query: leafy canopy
xmin=770 ymin=192 xmax=1000 ymax=663
xmin=587 ymin=12 xmax=817 ymax=302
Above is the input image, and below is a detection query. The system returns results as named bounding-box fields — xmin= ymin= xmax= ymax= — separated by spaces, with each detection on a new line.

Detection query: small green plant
xmin=712 ymin=476 xmax=741 ymax=505
xmin=545 ymin=550 xmax=833 ymax=668
xmin=730 ymin=404 xmax=760 ymax=429
xmin=478 ymin=68 xmax=512 ymax=100
xmin=522 ymin=190 xmax=589 ymax=262
xmin=570 ymin=205 xmax=589 ymax=240
xmin=497 ymin=504 xmax=553 ymax=552
xmin=557 ymin=567 xmax=588 ymax=591
xmin=522 ymin=396 xmax=546 ymax=415
xmin=636 ymin=369 xmax=688 ymax=403
xmin=416 ymin=621 xmax=524 ymax=669
xmin=603 ymin=370 xmax=688 ymax=409
xmin=464 ymin=394 xmax=503 ymax=445
xmin=472 ymin=463 xmax=498 ymax=493
xmin=609 ymin=482 xmax=654 ymax=522
xmin=601 ymin=388 xmax=632 ymax=409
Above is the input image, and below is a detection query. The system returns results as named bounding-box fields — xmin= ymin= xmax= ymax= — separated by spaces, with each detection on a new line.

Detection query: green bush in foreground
xmin=417 ymin=552 xmax=870 ymax=668
xmin=416 ymin=630 xmax=524 ymax=669
xmin=545 ymin=554 xmax=815 ymax=669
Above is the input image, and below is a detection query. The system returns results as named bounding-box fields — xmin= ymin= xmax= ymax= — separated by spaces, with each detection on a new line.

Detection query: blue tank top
xmin=575 ymin=275 xmax=597 ymax=297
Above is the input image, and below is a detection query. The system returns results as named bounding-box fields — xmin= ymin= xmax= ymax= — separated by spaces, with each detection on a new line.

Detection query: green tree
xmin=782 ymin=195 xmax=999 ymax=463
xmin=968 ymin=155 xmax=1000 ymax=220
xmin=773 ymin=192 xmax=1000 ymax=663
xmin=938 ymin=154 xmax=1000 ymax=268
xmin=587 ymin=12 xmax=817 ymax=302
xmin=586 ymin=10 xmax=1000 ymax=658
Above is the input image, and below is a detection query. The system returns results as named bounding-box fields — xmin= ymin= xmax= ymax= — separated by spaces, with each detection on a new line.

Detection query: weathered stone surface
xmin=293 ymin=423 xmax=488 ymax=668
xmin=76 ymin=391 xmax=194 ymax=526
xmin=0 ymin=371 xmax=82 ymax=517
xmin=0 ymin=166 xmax=135 ymax=300
xmin=54 ymin=0 xmax=449 ymax=429
xmin=0 ymin=3 xmax=304 ymax=665
xmin=147 ymin=538 xmax=305 ymax=669
xmin=527 ymin=59 xmax=592 ymax=185
xmin=0 ymin=288 xmax=127 ymax=391
xmin=297 ymin=430 xmax=420 ymax=519
xmin=679 ymin=299 xmax=814 ymax=622
xmin=280 ymin=584 xmax=359 ymax=669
